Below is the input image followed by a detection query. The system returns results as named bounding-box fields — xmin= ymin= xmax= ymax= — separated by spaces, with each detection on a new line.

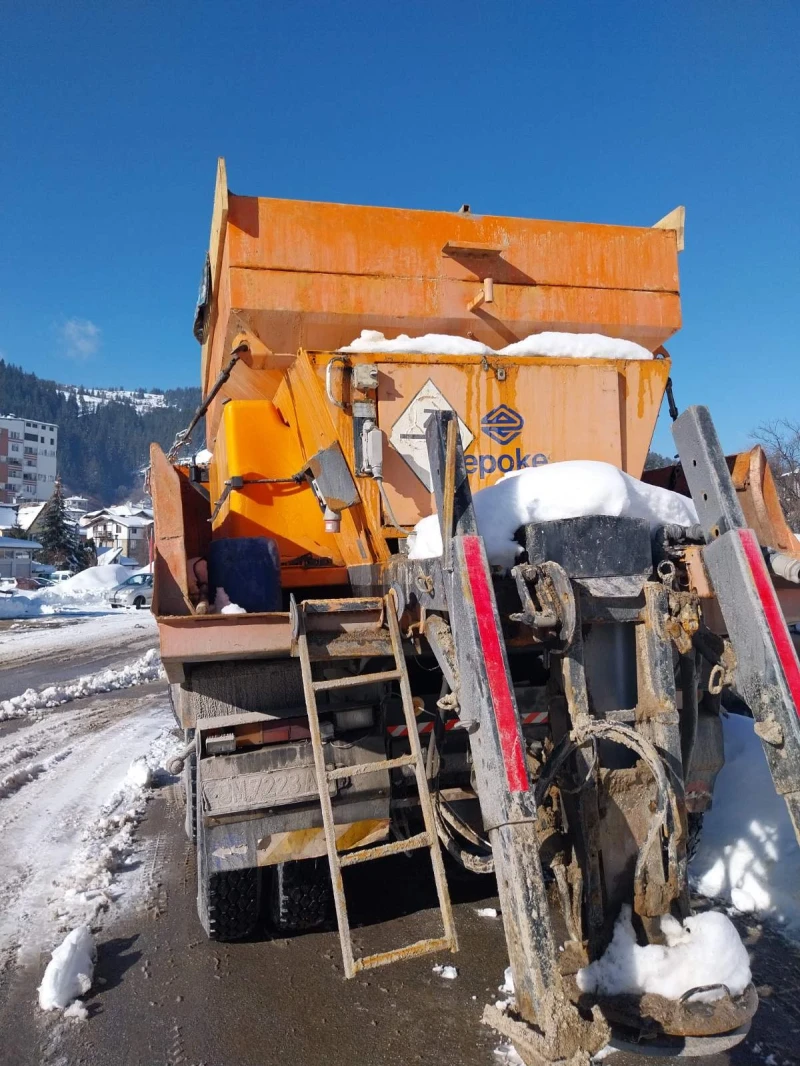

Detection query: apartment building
xmin=0 ymin=415 xmax=58 ymax=504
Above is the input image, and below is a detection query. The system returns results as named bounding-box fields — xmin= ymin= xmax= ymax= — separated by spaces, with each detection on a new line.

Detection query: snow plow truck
xmin=151 ymin=159 xmax=800 ymax=1064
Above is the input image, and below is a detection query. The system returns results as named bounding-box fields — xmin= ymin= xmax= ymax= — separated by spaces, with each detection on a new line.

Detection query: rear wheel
xmin=198 ymin=867 xmax=262 ymax=941
xmin=268 ymin=859 xmax=331 ymax=933
xmin=182 ymin=728 xmax=197 ymax=843
xmin=195 ymin=765 xmax=262 ymax=941
xmin=687 ymin=812 xmax=705 ymax=863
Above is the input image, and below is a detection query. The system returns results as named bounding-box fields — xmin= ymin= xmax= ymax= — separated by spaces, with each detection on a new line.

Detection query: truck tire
xmin=268 ymin=859 xmax=331 ymax=933
xmin=686 ymin=812 xmax=704 ymax=863
xmin=199 ymin=867 xmax=262 ymax=942
xmin=183 ymin=729 xmax=197 ymax=843
xmin=195 ymin=769 xmax=262 ymax=941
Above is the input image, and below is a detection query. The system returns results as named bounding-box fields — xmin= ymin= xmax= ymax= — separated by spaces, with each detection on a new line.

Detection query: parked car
xmin=108 ymin=573 xmax=154 ymax=609
xmin=49 ymin=570 xmax=74 ymax=583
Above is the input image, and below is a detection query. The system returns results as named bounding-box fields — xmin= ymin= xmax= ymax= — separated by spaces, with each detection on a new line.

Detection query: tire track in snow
xmin=0 ymin=747 xmax=73 ymax=800
xmin=0 ymin=691 xmax=175 ymax=970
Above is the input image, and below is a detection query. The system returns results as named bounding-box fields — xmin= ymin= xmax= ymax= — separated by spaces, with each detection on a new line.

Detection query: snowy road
xmin=0 ymin=611 xmax=158 ymax=700
xmin=0 ymin=618 xmax=797 ymax=1066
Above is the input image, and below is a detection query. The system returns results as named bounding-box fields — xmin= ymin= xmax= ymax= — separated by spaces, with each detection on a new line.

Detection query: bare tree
xmin=752 ymin=419 xmax=800 ymax=529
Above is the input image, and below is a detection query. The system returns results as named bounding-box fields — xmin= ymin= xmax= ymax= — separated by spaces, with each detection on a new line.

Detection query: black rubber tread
xmin=268 ymin=859 xmax=332 ymax=933
xmin=202 ymin=867 xmax=262 ymax=942
xmin=686 ymin=812 xmax=705 ymax=863
xmin=133 ymin=595 xmax=146 ymax=608
xmin=183 ymin=728 xmax=197 ymax=843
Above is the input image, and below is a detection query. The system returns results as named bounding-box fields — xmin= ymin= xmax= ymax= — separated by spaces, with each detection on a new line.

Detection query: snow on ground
xmin=0 ymin=564 xmax=131 ymax=620
xmin=338 ymin=329 xmax=653 ymax=360
xmin=409 ymin=460 xmax=698 ymax=568
xmin=0 ymin=609 xmax=156 ymax=670
xmin=38 ymin=927 xmax=95 ymax=1015
xmin=0 ymin=691 xmax=177 ymax=978
xmin=0 ymin=648 xmax=164 ymax=719
xmin=691 ymin=712 xmax=800 ymax=935
xmin=57 ymin=383 xmax=170 ymax=414
xmin=576 ymin=904 xmax=751 ymax=1002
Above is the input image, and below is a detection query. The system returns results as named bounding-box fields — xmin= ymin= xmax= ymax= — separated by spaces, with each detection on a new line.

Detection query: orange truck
xmin=152 ymin=160 xmax=800 ymax=1063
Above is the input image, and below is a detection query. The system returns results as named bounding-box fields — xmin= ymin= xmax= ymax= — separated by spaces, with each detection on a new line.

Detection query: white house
xmin=80 ymin=502 xmax=153 ymax=565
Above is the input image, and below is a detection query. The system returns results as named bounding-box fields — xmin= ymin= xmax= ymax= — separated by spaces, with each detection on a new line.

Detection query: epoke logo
xmin=481 ymin=404 xmax=524 ymax=445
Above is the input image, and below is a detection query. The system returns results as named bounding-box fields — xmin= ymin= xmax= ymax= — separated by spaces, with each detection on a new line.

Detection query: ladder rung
xmin=326 ymin=754 xmax=416 ymax=781
xmin=304 ymin=598 xmax=384 ymax=614
xmin=312 ymin=669 xmax=401 ymax=692
xmin=339 ymin=831 xmax=432 ymax=867
xmin=353 ymin=937 xmax=455 ymax=973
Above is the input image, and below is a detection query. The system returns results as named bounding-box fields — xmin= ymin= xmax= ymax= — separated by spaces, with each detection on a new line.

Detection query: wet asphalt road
xmin=0 ymin=633 xmax=797 ymax=1066
xmin=0 ymin=778 xmax=796 ymax=1066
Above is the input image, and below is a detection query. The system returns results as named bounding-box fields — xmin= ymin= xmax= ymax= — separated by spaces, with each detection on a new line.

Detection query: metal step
xmin=312 ymin=669 xmax=401 ymax=692
xmin=295 ymin=593 xmax=457 ymax=978
xmin=326 ymin=754 xmax=416 ymax=781
xmin=339 ymin=831 xmax=432 ymax=867
xmin=354 ymin=937 xmax=455 ymax=974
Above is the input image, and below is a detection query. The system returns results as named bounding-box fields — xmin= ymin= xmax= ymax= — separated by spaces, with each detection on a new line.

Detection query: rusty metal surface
xmin=584 ymin=981 xmax=758 ymax=1040
xmin=157 ymin=612 xmax=293 ymax=677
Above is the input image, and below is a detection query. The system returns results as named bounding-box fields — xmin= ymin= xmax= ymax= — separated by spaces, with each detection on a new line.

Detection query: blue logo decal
xmin=481 ymin=404 xmax=524 ymax=445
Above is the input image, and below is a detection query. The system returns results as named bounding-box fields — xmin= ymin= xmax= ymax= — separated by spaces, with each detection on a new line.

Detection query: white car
xmin=108 ymin=573 xmax=154 ymax=609
xmin=49 ymin=570 xmax=74 ymax=583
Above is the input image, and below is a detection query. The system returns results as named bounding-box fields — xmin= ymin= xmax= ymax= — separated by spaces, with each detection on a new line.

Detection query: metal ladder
xmin=294 ymin=595 xmax=458 ymax=976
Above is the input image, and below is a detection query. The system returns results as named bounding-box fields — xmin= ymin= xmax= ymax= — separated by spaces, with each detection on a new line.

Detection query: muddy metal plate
xmin=201 ymin=764 xmax=324 ymax=816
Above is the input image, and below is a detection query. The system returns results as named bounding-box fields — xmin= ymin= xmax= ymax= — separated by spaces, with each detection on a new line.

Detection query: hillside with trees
xmin=0 ymin=359 xmax=201 ymax=504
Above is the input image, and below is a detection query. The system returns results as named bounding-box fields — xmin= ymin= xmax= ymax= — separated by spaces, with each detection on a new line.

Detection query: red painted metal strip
xmin=462 ymin=536 xmax=529 ymax=792
xmin=738 ymin=528 xmax=800 ymax=718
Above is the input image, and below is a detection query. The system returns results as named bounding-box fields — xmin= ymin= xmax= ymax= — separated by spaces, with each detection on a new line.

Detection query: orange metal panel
xmin=229 ymin=269 xmax=681 ymax=355
xmin=209 ymin=399 xmax=346 ymax=562
xmin=225 ymin=195 xmax=679 ymax=292
xmin=314 ymin=352 xmax=670 ymax=526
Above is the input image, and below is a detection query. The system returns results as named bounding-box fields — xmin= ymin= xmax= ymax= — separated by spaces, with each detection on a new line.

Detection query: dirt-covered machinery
xmin=151 ymin=161 xmax=800 ymax=1063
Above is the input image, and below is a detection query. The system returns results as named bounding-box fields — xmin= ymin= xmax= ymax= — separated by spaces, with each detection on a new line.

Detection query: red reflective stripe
xmin=739 ymin=528 xmax=800 ymax=718
xmin=462 ymin=536 xmax=529 ymax=792
xmin=522 ymin=712 xmax=549 ymax=725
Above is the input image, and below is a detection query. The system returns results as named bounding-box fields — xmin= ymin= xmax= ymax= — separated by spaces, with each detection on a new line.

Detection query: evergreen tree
xmin=4 ymin=522 xmax=29 ymax=540
xmin=35 ymin=478 xmax=93 ymax=571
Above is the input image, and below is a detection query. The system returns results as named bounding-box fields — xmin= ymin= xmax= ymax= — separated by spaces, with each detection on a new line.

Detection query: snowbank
xmin=52 ymin=564 xmax=130 ymax=593
xmin=576 ymin=905 xmax=750 ymax=1002
xmin=49 ymin=728 xmax=181 ymax=929
xmin=691 ymin=713 xmax=800 ymax=934
xmin=0 ymin=565 xmax=130 ymax=620
xmin=339 ymin=329 xmax=653 ymax=360
xmin=38 ymin=926 xmax=95 ymax=1013
xmin=0 ymin=594 xmax=55 ymax=620
xmin=0 ymin=648 xmax=164 ymax=720
xmin=409 ymin=461 xmax=698 ymax=569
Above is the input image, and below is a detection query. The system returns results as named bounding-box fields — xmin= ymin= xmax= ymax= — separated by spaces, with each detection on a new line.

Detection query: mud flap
xmin=674 ymin=405 xmax=800 ymax=841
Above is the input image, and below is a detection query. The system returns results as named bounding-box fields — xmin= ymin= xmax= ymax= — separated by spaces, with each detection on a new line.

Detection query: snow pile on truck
xmin=339 ymin=329 xmax=654 ymax=360
xmin=576 ymin=905 xmax=751 ymax=1001
xmin=409 ymin=460 xmax=698 ymax=568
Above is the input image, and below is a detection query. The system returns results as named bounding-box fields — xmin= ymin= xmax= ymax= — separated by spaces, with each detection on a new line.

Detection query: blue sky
xmin=1 ymin=1 xmax=797 ymax=454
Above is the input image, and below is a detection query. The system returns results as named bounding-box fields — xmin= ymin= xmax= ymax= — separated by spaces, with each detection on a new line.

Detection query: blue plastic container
xmin=208 ymin=537 xmax=282 ymax=614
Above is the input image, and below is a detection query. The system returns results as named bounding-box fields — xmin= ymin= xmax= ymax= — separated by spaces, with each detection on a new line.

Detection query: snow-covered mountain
xmin=57 ymin=385 xmax=171 ymax=415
